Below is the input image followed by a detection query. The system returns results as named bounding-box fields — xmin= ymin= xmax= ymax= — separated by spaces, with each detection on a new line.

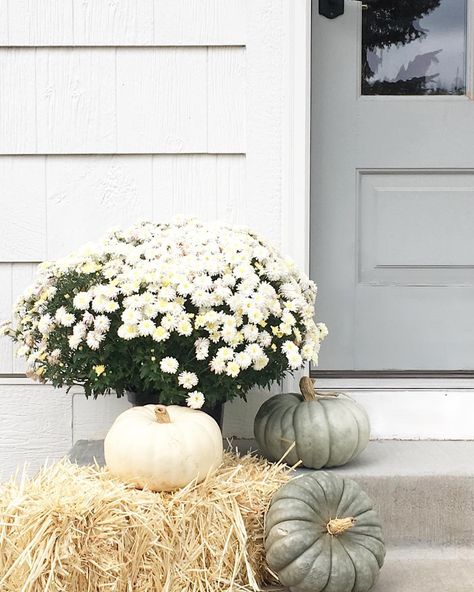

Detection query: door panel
xmin=311 ymin=0 xmax=474 ymax=371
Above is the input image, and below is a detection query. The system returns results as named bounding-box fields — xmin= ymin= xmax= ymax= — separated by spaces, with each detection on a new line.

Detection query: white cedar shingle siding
xmin=0 ymin=1 xmax=291 ymax=476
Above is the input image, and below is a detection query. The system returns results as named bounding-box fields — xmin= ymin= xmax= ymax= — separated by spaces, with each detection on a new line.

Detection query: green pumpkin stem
xmin=326 ymin=517 xmax=356 ymax=536
xmin=155 ymin=405 xmax=171 ymax=424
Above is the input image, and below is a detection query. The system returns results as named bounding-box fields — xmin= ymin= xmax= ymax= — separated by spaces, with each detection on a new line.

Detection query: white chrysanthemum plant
xmin=1 ymin=220 xmax=327 ymax=411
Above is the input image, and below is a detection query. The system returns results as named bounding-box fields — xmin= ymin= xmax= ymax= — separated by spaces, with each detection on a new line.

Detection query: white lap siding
xmin=0 ymin=0 xmax=302 ymax=477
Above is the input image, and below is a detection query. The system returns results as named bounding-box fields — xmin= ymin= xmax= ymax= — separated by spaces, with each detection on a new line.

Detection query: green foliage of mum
xmin=2 ymin=220 xmax=326 ymax=408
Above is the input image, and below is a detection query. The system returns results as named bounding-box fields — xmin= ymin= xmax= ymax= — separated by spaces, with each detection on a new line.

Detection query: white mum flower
xmin=48 ymin=348 xmax=61 ymax=362
xmin=245 ymin=343 xmax=263 ymax=361
xmin=160 ymin=357 xmax=179 ymax=374
xmin=82 ymin=312 xmax=95 ymax=326
xmin=253 ymin=354 xmax=269 ymax=370
xmin=94 ymin=315 xmax=111 ymax=332
xmin=242 ymin=324 xmax=259 ymax=342
xmin=317 ymin=322 xmax=329 ymax=339
xmin=258 ymin=331 xmax=272 ymax=348
xmin=152 ymin=326 xmax=170 ymax=342
xmin=104 ymin=300 xmax=119 ymax=313
xmin=235 ymin=351 xmax=252 ymax=369
xmin=226 ymin=360 xmax=240 ymax=377
xmin=117 ymin=324 xmax=139 ymax=340
xmin=282 ymin=341 xmax=298 ymax=355
xmin=178 ymin=371 xmax=199 ymax=390
xmin=38 ymin=314 xmax=53 ymax=335
xmin=86 ymin=331 xmax=103 ymax=350
xmin=16 ymin=344 xmax=30 ymax=357
xmin=68 ymin=334 xmax=82 ymax=349
xmin=216 ymin=347 xmax=234 ymax=361
xmin=210 ymin=357 xmax=226 ymax=374
xmin=122 ymin=308 xmax=141 ymax=325
xmin=158 ymin=286 xmax=176 ymax=301
xmin=195 ymin=337 xmax=210 ymax=360
xmin=177 ymin=319 xmax=193 ymax=336
xmin=287 ymin=351 xmax=303 ymax=369
xmin=186 ymin=390 xmax=205 ymax=409
xmin=138 ymin=319 xmax=155 ymax=336
xmin=73 ymin=292 xmax=91 ymax=310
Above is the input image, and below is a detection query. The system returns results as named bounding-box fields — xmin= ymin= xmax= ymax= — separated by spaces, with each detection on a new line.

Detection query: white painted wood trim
xmin=281 ymin=0 xmax=311 ymax=275
xmin=280 ymin=0 xmax=312 ymax=393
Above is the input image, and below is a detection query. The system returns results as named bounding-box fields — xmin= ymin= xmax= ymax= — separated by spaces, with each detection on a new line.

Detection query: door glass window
xmin=362 ymin=0 xmax=467 ymax=96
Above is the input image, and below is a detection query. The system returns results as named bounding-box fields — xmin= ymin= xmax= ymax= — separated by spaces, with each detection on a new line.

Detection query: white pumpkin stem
xmin=326 ymin=517 xmax=356 ymax=536
xmin=299 ymin=376 xmax=340 ymax=401
xmin=154 ymin=405 xmax=171 ymax=424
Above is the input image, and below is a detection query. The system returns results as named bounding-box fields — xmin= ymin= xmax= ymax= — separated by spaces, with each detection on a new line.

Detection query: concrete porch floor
xmin=70 ymin=440 xmax=474 ymax=591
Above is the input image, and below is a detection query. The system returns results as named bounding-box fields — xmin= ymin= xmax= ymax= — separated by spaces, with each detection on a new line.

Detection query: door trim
xmin=312 ymin=370 xmax=474 ymax=379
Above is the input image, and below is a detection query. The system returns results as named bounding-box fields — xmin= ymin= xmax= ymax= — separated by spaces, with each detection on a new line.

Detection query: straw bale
xmin=0 ymin=452 xmax=291 ymax=591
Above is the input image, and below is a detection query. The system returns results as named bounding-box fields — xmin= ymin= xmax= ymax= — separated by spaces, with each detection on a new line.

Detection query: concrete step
xmin=70 ymin=440 xmax=474 ymax=546
xmin=301 ymin=441 xmax=474 ymax=547
xmin=373 ymin=546 xmax=474 ymax=592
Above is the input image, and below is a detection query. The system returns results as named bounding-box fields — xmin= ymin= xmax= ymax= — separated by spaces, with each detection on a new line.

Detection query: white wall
xmin=0 ymin=0 xmax=309 ymax=478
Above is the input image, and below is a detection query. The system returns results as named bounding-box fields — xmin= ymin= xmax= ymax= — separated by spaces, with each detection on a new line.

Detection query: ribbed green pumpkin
xmin=265 ymin=471 xmax=385 ymax=592
xmin=254 ymin=378 xmax=370 ymax=468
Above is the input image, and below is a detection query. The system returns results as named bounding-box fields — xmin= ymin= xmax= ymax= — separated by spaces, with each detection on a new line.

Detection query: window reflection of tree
xmin=361 ymin=0 xmax=459 ymax=95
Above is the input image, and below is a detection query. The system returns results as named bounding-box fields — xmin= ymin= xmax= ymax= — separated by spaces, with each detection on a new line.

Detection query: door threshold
xmin=310 ymin=371 xmax=474 ymax=391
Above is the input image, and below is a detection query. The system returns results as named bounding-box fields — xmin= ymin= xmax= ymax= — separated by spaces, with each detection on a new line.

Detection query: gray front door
xmin=311 ymin=0 xmax=474 ymax=372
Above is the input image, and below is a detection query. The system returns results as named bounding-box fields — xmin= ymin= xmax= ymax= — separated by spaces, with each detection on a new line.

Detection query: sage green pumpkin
xmin=265 ymin=471 xmax=385 ymax=592
xmin=254 ymin=377 xmax=370 ymax=468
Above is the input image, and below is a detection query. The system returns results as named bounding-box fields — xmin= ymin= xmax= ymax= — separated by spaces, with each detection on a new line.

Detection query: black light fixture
xmin=319 ymin=0 xmax=368 ymax=19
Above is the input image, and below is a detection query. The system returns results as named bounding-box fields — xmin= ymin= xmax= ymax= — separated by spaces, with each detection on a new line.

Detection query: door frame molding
xmin=281 ymin=0 xmax=312 ymax=275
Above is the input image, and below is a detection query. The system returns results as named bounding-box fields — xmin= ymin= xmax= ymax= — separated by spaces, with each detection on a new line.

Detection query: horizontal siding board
xmin=153 ymin=0 xmax=246 ymax=46
xmin=0 ymin=263 xmax=38 ymax=374
xmin=0 ymin=384 xmax=72 ymax=480
xmin=0 ymin=157 xmax=46 ymax=261
xmin=152 ymin=154 xmax=218 ymax=219
xmin=0 ymin=153 xmax=246 ymax=259
xmin=0 ymin=49 xmax=36 ymax=153
xmin=216 ymin=155 xmax=247 ymax=223
xmin=208 ymin=47 xmax=246 ymax=153
xmin=35 ymin=48 xmax=116 ymax=153
xmin=116 ymin=47 xmax=208 ymax=153
xmin=0 ymin=0 xmax=245 ymax=46
xmin=2 ymin=0 xmax=74 ymax=46
xmin=0 ymin=47 xmax=245 ymax=154
xmin=73 ymin=0 xmax=154 ymax=46
xmin=11 ymin=264 xmax=38 ymax=373
xmin=0 ymin=265 xmax=12 ymax=374
xmin=46 ymin=155 xmax=154 ymax=257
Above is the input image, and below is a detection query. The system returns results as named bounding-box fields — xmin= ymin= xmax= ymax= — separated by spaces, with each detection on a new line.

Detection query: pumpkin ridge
xmin=311 ymin=474 xmax=334 ymax=518
xmin=269 ymin=531 xmax=321 ymax=575
xmin=336 ymin=475 xmax=347 ymax=517
xmin=343 ymin=537 xmax=385 ymax=576
xmin=263 ymin=401 xmax=285 ymax=462
xmin=283 ymin=404 xmax=299 ymax=463
xmin=319 ymin=404 xmax=332 ymax=468
xmin=340 ymin=401 xmax=361 ymax=462
xmin=344 ymin=533 xmax=385 ymax=566
xmin=279 ymin=537 xmax=327 ymax=588
xmin=255 ymin=403 xmax=274 ymax=459
xmin=337 ymin=537 xmax=359 ymax=592
xmin=292 ymin=536 xmax=332 ymax=592
xmin=322 ymin=534 xmax=334 ymax=592
xmin=336 ymin=480 xmax=372 ymax=518
xmin=271 ymin=495 xmax=327 ymax=526
xmin=293 ymin=402 xmax=316 ymax=468
xmin=347 ymin=529 xmax=385 ymax=548
xmin=286 ymin=479 xmax=330 ymax=524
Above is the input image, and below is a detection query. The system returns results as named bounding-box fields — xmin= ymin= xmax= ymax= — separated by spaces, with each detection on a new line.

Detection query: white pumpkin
xmin=104 ymin=404 xmax=223 ymax=491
